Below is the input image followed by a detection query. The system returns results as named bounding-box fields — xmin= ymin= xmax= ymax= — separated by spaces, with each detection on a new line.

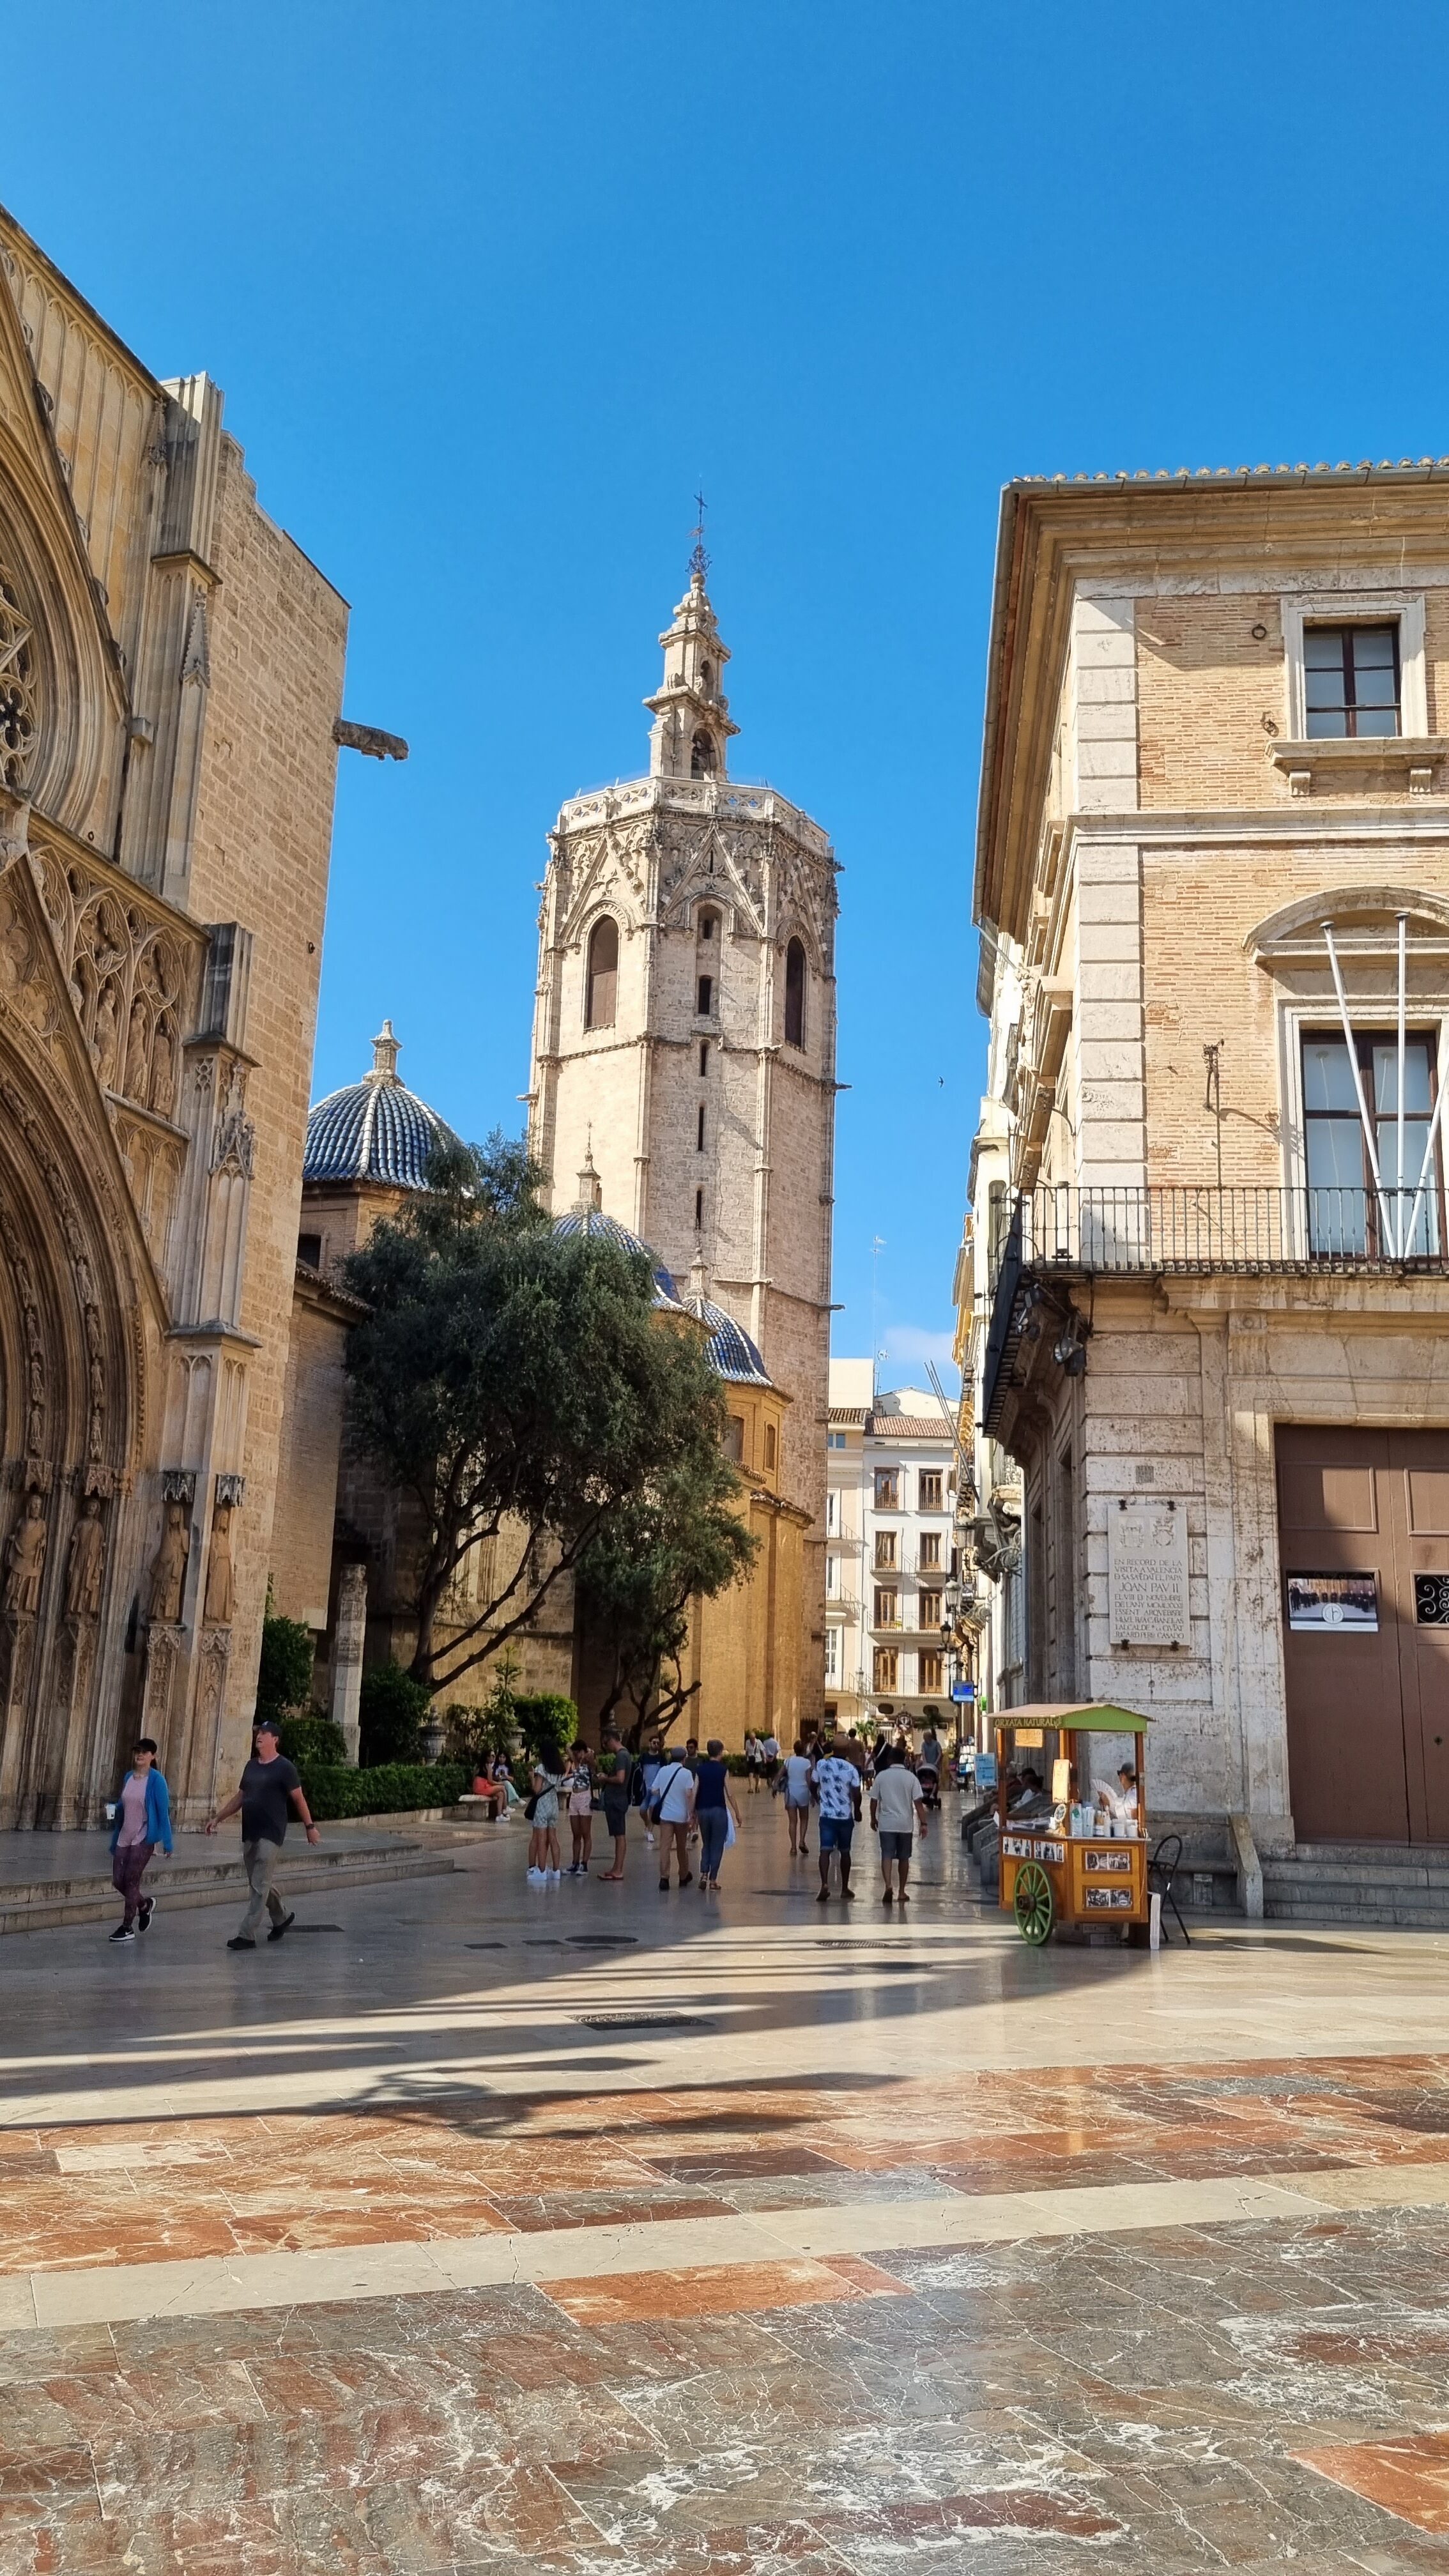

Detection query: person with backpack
xmin=648 ymin=1747 xmax=695 ymax=1889
xmin=107 ymin=1736 xmax=173 ymax=1942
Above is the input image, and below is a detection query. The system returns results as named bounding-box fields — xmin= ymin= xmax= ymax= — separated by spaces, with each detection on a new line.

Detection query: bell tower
xmin=528 ymin=530 xmax=839 ymax=1723
xmin=645 ymin=513 xmax=740 ymax=785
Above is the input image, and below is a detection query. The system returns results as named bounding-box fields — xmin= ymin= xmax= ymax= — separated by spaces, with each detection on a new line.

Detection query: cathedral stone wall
xmin=0 ymin=210 xmax=348 ymax=1826
xmin=185 ymin=440 xmax=347 ymax=1778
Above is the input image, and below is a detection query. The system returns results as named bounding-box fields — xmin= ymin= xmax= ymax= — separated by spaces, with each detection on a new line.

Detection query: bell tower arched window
xmin=784 ymin=937 xmax=806 ymax=1048
xmin=691 ymin=730 xmax=716 ymax=778
xmin=585 ymin=916 xmax=618 ymax=1030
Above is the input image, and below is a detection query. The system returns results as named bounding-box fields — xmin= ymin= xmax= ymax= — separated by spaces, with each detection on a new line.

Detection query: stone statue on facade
xmin=64 ymin=1496 xmax=105 ymax=1619
xmin=149 ymin=1020 xmax=174 ymax=1117
xmin=124 ymin=1000 xmax=150 ymax=1101
xmin=93 ymin=982 xmax=119 ymax=1089
xmin=147 ymin=1499 xmax=190 ymax=1625
xmin=202 ymin=1499 xmax=235 ymax=1626
xmin=3 ymin=1493 xmax=47 ymax=1615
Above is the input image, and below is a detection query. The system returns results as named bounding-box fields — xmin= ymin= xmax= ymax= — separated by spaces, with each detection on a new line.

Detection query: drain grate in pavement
xmin=574 ymin=2012 xmax=712 ymax=2030
xmin=464 ymin=1941 xmax=505 ymax=1949
xmin=286 ymin=1924 xmax=344 ymax=1933
xmin=568 ymin=1934 xmax=639 ymax=1947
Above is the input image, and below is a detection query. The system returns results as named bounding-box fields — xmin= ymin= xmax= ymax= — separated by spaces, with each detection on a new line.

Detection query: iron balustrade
xmin=989 ymin=1185 xmax=1448 ymax=1284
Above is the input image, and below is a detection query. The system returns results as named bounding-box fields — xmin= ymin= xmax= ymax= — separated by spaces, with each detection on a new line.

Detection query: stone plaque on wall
xmin=1107 ymin=1498 xmax=1189 ymax=1649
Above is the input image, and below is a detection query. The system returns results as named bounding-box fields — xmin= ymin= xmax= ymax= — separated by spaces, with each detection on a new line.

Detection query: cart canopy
xmin=996 ymin=1702 xmax=1155 ymax=1733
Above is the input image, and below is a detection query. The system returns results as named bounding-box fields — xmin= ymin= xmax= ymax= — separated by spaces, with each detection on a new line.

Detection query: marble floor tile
xmin=544 ymin=2255 xmax=907 ymax=2326
xmin=1297 ymin=2432 xmax=1449 ymax=2533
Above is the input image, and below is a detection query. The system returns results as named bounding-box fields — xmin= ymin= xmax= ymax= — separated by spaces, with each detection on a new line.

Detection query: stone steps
xmin=1263 ymin=1844 xmax=1449 ymax=1930
xmin=0 ymin=1840 xmax=457 ymax=1936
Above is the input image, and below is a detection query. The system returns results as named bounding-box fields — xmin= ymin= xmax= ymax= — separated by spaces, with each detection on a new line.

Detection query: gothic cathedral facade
xmin=0 ymin=208 xmax=348 ymax=1827
xmin=527 ymin=553 xmax=838 ymax=1721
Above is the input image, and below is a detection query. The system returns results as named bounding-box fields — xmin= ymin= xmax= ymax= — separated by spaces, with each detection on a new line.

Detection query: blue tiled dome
xmin=682 ymin=1293 xmax=772 ymax=1386
xmin=304 ymin=1023 xmax=458 ymax=1189
xmin=553 ymin=1202 xmax=684 ymax=1312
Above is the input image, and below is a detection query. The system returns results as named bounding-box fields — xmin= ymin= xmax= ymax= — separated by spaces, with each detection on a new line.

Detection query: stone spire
xmin=645 ymin=523 xmax=740 ymax=783
xmin=369 ymin=1019 xmax=401 ymax=1082
xmin=575 ymin=1137 xmax=603 ymax=1211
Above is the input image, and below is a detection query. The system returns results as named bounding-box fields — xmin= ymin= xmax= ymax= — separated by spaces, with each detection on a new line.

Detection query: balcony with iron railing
xmin=983 ymin=1183 xmax=1449 ymax=1429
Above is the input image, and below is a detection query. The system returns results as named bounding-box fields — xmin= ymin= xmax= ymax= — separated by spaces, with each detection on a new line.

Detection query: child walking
xmin=526 ymin=1761 xmax=562 ymax=1883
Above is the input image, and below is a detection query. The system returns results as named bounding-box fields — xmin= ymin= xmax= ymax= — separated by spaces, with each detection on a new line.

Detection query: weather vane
xmin=689 ymin=489 xmax=709 ymax=583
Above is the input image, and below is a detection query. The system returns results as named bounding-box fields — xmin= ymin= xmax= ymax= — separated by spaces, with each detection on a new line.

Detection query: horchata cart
xmin=995 ymin=1702 xmax=1154 ymax=1945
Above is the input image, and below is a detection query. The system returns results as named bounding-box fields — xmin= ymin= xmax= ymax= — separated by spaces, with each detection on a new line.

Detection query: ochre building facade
xmin=968 ymin=465 xmax=1449 ymax=1869
xmin=0 ymin=207 xmax=349 ymax=1825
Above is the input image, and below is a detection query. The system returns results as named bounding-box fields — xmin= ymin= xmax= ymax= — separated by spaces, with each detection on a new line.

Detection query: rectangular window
xmin=919 ymin=1531 xmax=941 ymax=1570
xmin=873 ymin=1531 xmax=897 ymax=1569
xmin=824 ymin=1629 xmax=839 ymax=1680
xmin=918 ymin=1651 xmax=944 ymax=1694
xmin=918 ymin=1470 xmax=944 ymax=1510
xmin=874 ymin=1586 xmax=899 ymax=1627
xmin=1303 ymin=624 xmax=1400 ymax=739
xmin=825 ymin=1555 xmax=838 ymax=1597
xmin=874 ymin=1469 xmax=899 ymax=1510
xmin=697 ymin=974 xmax=714 ymax=1016
xmin=699 ymin=1041 xmax=709 ymax=1075
xmin=873 ymin=1647 xmax=898 ymax=1692
xmin=694 ymin=1186 xmax=703 ymax=1228
xmin=919 ymin=1588 xmax=942 ymax=1630
xmin=765 ymin=1422 xmax=778 ymax=1471
xmin=296 ymin=1232 xmax=322 ymax=1269
xmin=723 ymin=1414 xmax=744 ymax=1462
xmin=827 ymin=1430 xmax=847 ymax=1450
xmin=1302 ymin=1027 xmax=1441 ymax=1254
xmin=697 ymin=1104 xmax=706 ymax=1151
xmin=826 ymin=1491 xmax=838 ymax=1531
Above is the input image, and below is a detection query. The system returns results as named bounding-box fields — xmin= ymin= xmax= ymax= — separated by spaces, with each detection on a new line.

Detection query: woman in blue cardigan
xmin=108 ymin=1738 xmax=173 ymax=1942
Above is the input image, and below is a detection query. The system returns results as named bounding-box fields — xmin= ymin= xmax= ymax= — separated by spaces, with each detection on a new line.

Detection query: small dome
xmin=552 ymin=1203 xmax=684 ymax=1312
xmin=304 ymin=1022 xmax=459 ymax=1188
xmin=681 ymin=1292 xmax=772 ymax=1386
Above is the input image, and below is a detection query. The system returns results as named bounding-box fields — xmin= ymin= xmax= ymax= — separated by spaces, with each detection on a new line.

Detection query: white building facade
xmin=825 ymin=1358 xmax=958 ymax=1735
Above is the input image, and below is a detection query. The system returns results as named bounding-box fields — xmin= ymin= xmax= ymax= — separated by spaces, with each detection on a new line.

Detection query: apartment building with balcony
xmin=966 ymin=463 xmax=1449 ymax=1864
xmin=825 ymin=1358 xmax=957 ymax=1732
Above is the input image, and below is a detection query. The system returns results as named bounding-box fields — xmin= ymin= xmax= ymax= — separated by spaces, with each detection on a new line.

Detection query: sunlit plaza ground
xmin=7 ymin=1798 xmax=1449 ymax=2571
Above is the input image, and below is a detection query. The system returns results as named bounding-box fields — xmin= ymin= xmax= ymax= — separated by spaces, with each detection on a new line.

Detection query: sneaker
xmin=547 ymin=1867 xmax=562 ymax=1882
xmin=266 ymin=1911 xmax=296 ymax=1943
xmin=678 ymin=1873 xmax=693 ymax=1888
xmin=816 ymin=1888 xmax=830 ymax=1903
xmin=841 ymin=1885 xmax=856 ymax=1900
xmin=526 ymin=1867 xmax=546 ymax=1883
xmin=109 ymin=1924 xmax=135 ymax=1942
xmin=659 ymin=1877 xmax=671 ymax=1890
xmin=137 ymin=1897 xmax=155 ymax=1932
xmin=882 ymin=1889 xmax=893 ymax=1905
xmin=226 ymin=1936 xmax=255 ymax=1951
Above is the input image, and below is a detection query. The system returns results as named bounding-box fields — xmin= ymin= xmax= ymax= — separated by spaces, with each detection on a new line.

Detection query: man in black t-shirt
xmin=597 ymin=1728 xmax=632 ymax=1882
xmin=207 ymin=1715 xmax=321 ymax=1949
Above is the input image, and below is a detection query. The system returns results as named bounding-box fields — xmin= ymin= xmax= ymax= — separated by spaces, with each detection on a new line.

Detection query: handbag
xmin=523 ymin=1792 xmax=539 ymax=1821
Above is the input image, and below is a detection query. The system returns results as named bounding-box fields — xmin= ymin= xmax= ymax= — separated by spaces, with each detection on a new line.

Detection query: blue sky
xmin=12 ymin=1 xmax=1449 ymax=1385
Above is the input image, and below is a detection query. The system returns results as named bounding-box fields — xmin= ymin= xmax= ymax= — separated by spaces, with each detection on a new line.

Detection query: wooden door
xmin=1278 ymin=1425 xmax=1449 ymax=1843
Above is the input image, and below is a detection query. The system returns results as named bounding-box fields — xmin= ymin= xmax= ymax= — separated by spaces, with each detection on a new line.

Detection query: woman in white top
xmin=774 ymin=1738 xmax=814 ymax=1856
xmin=649 ymin=1749 xmax=696 ymax=1889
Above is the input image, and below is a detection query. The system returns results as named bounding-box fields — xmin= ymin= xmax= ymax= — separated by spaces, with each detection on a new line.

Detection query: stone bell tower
xmin=527 ymin=531 xmax=839 ymax=1719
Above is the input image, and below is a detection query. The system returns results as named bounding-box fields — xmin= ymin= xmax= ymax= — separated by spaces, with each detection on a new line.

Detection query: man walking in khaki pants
xmin=206 ymin=1715 xmax=321 ymax=1949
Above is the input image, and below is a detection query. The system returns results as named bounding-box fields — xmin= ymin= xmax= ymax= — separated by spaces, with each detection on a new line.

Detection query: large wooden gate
xmin=1278 ymin=1426 xmax=1449 ymax=1843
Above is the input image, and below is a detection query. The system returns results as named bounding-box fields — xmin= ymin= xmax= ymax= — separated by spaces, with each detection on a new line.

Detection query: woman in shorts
xmin=565 ymin=1750 xmax=595 ymax=1874
xmin=526 ymin=1763 xmax=562 ymax=1883
xmin=776 ymin=1737 xmax=814 ymax=1856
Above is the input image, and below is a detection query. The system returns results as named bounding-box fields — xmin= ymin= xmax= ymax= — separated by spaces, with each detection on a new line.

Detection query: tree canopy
xmin=342 ymin=1133 xmax=744 ymax=1694
xmin=575 ymin=1415 xmax=758 ymax=1744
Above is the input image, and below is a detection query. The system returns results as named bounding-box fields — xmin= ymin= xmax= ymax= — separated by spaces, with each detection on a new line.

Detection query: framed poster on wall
xmin=1285 ymin=1572 xmax=1379 ymax=1632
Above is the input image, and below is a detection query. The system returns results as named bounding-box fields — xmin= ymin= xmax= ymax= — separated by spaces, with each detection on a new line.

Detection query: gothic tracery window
xmin=784 ymin=937 xmax=806 ymax=1048
xmin=585 ymin=916 xmax=618 ymax=1030
xmin=0 ymin=571 xmax=37 ymax=791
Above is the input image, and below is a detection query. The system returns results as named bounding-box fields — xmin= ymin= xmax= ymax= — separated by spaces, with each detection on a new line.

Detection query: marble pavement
xmin=6 ymin=1799 xmax=1449 ymax=2570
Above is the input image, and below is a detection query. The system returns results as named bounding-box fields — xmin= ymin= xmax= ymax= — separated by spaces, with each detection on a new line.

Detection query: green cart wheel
xmin=1014 ymin=1860 xmax=1054 ymax=1946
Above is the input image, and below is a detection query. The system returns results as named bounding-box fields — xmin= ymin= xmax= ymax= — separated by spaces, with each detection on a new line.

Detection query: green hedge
xmin=297 ymin=1759 xmax=468 ymax=1821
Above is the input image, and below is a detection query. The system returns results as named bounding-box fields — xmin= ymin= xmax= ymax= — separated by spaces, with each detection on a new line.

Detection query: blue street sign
xmin=950 ymin=1680 xmax=975 ymax=1701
